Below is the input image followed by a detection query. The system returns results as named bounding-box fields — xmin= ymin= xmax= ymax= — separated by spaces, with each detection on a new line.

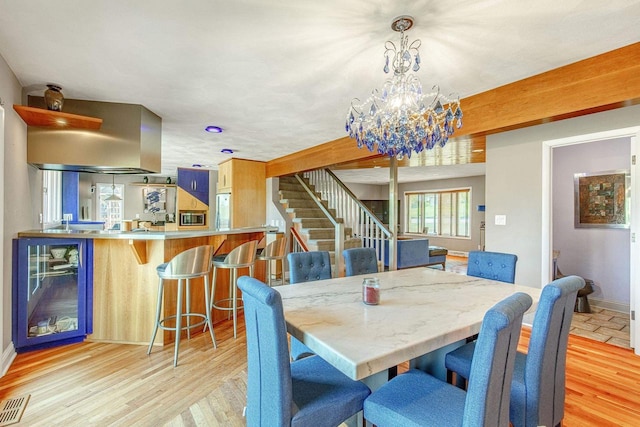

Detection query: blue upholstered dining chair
xmin=286 ymin=251 xmax=332 ymax=360
xmin=364 ymin=292 xmax=532 ymax=427
xmin=287 ymin=251 xmax=332 ymax=283
xmin=343 ymin=247 xmax=379 ymax=277
xmin=445 ymin=275 xmax=585 ymax=427
xmin=467 ymin=250 xmax=518 ymax=283
xmin=237 ymin=276 xmax=370 ymax=427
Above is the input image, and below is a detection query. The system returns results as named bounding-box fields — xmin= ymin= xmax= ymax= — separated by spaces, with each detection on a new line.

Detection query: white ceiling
xmin=1 ymin=1 xmax=639 ymax=183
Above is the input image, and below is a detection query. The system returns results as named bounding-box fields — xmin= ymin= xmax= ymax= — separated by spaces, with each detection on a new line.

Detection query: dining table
xmin=276 ymin=267 xmax=541 ymax=390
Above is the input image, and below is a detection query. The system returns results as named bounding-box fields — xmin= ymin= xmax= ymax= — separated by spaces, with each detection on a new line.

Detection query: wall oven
xmin=179 ymin=211 xmax=206 ymax=227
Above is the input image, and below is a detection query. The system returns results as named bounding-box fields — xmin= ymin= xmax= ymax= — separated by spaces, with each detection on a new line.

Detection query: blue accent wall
xmin=62 ymin=171 xmax=79 ymax=221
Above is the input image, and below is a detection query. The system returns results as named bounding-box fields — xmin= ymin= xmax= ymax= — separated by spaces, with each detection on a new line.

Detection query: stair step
xmin=293 ymin=218 xmax=335 ymax=228
xmin=304 ymin=228 xmax=336 ymax=239
xmin=286 ymin=208 xmax=334 ymax=218
xmin=279 ymin=189 xmax=314 ymax=200
xmin=307 ymin=239 xmax=336 ymax=251
xmin=281 ymin=198 xmax=326 ymax=209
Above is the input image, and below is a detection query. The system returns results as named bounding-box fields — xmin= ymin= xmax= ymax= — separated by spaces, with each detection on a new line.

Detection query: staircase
xmin=279 ymin=176 xmax=361 ymax=273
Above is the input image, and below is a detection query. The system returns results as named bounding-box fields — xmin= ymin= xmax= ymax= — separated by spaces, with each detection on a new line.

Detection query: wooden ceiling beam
xmin=266 ymin=42 xmax=640 ymax=178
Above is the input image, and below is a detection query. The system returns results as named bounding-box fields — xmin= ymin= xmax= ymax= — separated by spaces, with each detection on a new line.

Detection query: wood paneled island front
xmin=18 ymin=227 xmax=273 ymax=346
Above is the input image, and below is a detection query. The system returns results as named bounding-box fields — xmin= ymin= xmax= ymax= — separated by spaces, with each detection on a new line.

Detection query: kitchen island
xmin=17 ymin=227 xmax=274 ymax=346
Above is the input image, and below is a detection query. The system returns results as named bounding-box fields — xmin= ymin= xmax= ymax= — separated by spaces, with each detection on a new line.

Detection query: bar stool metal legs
xmin=257 ymin=236 xmax=288 ymax=287
xmin=147 ymin=245 xmax=217 ymax=367
xmin=211 ymin=240 xmax=259 ymax=338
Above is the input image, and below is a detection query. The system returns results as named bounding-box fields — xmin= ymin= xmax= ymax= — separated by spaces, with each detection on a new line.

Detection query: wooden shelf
xmin=13 ymin=104 xmax=103 ymax=130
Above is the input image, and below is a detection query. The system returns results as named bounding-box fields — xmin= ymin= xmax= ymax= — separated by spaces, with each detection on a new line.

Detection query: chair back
xmin=260 ymin=235 xmax=288 ymax=259
xmin=238 ymin=276 xmax=293 ymax=426
xmin=463 ymin=292 xmax=532 ymax=426
xmin=159 ymin=245 xmax=214 ymax=279
xmin=467 ymin=251 xmax=518 ymax=283
xmin=287 ymin=251 xmax=331 ymax=284
xmin=343 ymin=247 xmax=378 ymax=277
xmin=222 ymin=240 xmax=259 ymax=267
xmin=518 ymin=275 xmax=584 ymax=427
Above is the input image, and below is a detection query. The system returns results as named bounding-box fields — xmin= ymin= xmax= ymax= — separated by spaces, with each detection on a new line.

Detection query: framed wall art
xmin=574 ymin=169 xmax=629 ymax=229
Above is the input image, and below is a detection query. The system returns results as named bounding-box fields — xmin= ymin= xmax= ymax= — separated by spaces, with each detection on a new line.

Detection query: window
xmin=97 ymin=183 xmax=124 ymax=230
xmin=42 ymin=170 xmax=62 ymax=226
xmin=405 ymin=188 xmax=471 ymax=238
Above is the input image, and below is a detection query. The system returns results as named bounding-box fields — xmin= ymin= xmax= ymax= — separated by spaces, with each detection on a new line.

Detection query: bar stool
xmin=147 ymin=245 xmax=217 ymax=367
xmin=211 ymin=240 xmax=259 ymax=338
xmin=257 ymin=236 xmax=288 ymax=286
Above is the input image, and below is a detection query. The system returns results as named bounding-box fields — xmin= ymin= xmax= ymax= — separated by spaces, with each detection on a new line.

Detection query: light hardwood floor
xmin=2 ymin=315 xmax=640 ymax=426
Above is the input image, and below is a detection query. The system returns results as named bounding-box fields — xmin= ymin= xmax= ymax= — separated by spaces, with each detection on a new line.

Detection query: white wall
xmin=487 ymin=104 xmax=640 ymax=289
xmin=553 ymin=138 xmax=630 ymax=307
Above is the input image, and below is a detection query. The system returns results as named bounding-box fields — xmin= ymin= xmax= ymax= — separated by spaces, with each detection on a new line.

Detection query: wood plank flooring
xmin=1 ymin=316 xmax=639 ymax=426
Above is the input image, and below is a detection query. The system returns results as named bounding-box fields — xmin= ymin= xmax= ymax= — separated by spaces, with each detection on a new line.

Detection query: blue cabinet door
xmin=12 ymin=238 xmax=93 ymax=352
xmin=178 ymin=167 xmax=209 ymax=206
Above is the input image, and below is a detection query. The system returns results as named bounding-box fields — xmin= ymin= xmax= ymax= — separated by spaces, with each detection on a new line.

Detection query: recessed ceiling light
xmin=205 ymin=125 xmax=223 ymax=133
xmin=221 ymin=148 xmax=234 ymax=154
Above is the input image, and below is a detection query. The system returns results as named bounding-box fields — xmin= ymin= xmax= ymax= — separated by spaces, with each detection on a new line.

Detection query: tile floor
xmin=570 ymin=308 xmax=631 ymax=349
xmin=444 ymin=256 xmax=631 ymax=349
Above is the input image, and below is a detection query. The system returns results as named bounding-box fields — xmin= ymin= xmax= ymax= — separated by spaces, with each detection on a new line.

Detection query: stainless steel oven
xmin=179 ymin=211 xmax=206 ymax=227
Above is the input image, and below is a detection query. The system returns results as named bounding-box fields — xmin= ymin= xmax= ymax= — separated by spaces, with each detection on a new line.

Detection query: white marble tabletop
xmin=276 ymin=268 xmax=541 ymax=381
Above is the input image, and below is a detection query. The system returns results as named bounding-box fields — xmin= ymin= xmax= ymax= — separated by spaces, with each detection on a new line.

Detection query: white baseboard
xmin=1 ymin=342 xmax=16 ymax=378
xmin=447 ymin=251 xmax=468 ymax=258
xmin=589 ymin=298 xmax=630 ymax=314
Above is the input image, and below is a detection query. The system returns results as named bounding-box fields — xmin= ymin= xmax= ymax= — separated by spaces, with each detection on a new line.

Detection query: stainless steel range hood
xmin=27 ymin=96 xmax=161 ymax=174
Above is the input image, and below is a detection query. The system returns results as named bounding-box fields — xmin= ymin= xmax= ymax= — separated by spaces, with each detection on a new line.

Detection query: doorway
xmin=543 ymin=126 xmax=640 ymax=355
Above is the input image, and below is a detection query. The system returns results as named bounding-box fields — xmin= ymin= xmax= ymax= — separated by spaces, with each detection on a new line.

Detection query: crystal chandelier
xmin=346 ymin=16 xmax=463 ymax=160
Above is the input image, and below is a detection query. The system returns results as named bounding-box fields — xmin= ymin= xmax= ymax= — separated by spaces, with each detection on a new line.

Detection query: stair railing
xmin=293 ymin=174 xmax=344 ymax=276
xmin=290 ymin=226 xmax=309 ymax=253
xmin=303 ymin=168 xmax=392 ymax=266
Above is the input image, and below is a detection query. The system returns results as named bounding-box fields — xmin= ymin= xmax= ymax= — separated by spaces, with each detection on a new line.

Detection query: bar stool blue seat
xmin=147 ymin=245 xmax=217 ymax=367
xmin=211 ymin=240 xmax=259 ymax=338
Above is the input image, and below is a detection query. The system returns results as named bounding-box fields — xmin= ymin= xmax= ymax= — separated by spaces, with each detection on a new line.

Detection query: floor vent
xmin=0 ymin=395 xmax=30 ymax=426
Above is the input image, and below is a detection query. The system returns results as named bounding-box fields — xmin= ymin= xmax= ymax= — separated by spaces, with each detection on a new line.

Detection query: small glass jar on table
xmin=362 ymin=277 xmax=380 ymax=305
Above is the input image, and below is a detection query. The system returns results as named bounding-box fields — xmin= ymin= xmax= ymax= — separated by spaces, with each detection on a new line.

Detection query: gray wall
xmin=399 ymin=176 xmax=486 ymax=253
xmin=487 ymin=104 xmax=640 ymax=289
xmin=346 ymin=175 xmax=486 ymax=254
xmin=553 ymin=138 xmax=630 ymax=307
xmin=1 ymin=53 xmax=41 ymax=371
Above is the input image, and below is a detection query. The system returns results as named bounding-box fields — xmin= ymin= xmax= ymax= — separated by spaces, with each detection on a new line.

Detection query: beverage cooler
xmin=12 ymin=238 xmax=93 ymax=352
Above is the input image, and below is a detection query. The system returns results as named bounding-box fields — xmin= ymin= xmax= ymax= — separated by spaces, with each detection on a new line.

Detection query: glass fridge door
xmin=14 ymin=238 xmax=87 ymax=350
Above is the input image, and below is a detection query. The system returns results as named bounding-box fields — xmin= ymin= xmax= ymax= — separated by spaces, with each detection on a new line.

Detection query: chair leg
xmin=232 ymin=268 xmax=238 ymax=338
xmin=186 ymin=278 xmax=191 ymax=340
xmin=174 ymin=279 xmax=183 ymax=367
xmin=203 ymin=274 xmax=217 ymax=348
xmin=266 ymin=259 xmax=272 ymax=287
xmin=210 ymin=266 xmax=218 ymax=311
xmin=147 ymin=276 xmax=164 ymax=355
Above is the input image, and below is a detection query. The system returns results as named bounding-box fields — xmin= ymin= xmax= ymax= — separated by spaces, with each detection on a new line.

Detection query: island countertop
xmin=17 ymin=225 xmax=277 ymax=240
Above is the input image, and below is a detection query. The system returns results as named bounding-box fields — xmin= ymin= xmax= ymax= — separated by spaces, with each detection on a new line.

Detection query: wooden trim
xmin=266 ymin=42 xmax=640 ymax=177
xmin=13 ymin=104 xmax=103 ymax=130
xmin=128 ymin=239 xmax=148 ymax=264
